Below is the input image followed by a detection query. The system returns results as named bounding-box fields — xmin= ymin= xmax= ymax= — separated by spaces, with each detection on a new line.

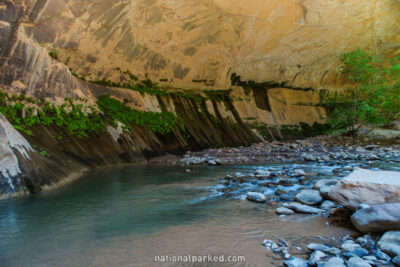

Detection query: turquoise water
xmin=0 ymin=165 xmax=261 ymax=266
xmin=1 ymin=162 xmax=398 ymax=266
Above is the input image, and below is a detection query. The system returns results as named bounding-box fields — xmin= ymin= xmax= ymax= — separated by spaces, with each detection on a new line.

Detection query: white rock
xmin=246 ymin=192 xmax=266 ymax=203
xmin=328 ymin=169 xmax=400 ymax=209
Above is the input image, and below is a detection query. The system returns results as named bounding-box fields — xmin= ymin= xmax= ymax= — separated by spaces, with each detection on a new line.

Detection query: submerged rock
xmin=246 ymin=192 xmax=266 ymax=203
xmin=351 ymin=203 xmax=400 ymax=233
xmin=328 ymin=169 xmax=400 ymax=209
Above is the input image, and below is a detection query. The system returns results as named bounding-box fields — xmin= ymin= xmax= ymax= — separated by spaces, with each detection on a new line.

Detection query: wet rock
xmin=284 ymin=202 xmax=323 ymax=214
xmin=295 ymin=190 xmax=323 ymax=205
xmin=328 ymin=169 xmax=400 ymax=209
xmin=374 ymin=250 xmax=392 ymax=262
xmin=378 ymin=231 xmax=400 ymax=257
xmin=276 ymin=207 xmax=295 ymax=215
xmin=344 ymin=248 xmax=369 ymax=258
xmin=180 ymin=156 xmax=206 ymax=165
xmin=320 ymin=200 xmax=336 ymax=210
xmin=351 ymin=203 xmax=400 ymax=233
xmin=302 ymin=153 xmax=317 ymax=161
xmin=314 ymin=179 xmax=338 ymax=198
xmin=314 ymin=179 xmax=339 ymax=190
xmin=246 ymin=192 xmax=266 ymax=203
xmin=308 ymin=250 xmax=326 ymax=266
xmin=292 ymin=169 xmax=306 ymax=176
xmin=357 ymin=204 xmax=370 ymax=210
xmin=307 ymin=243 xmax=329 ymax=252
xmin=393 ymin=256 xmax=400 ymax=266
xmin=307 ymin=243 xmax=340 ymax=255
xmin=341 ymin=240 xmax=361 ymax=251
xmin=347 ymin=256 xmax=372 ymax=267
xmin=283 ymin=257 xmax=308 ymax=267
xmin=323 ymin=257 xmax=346 ymax=267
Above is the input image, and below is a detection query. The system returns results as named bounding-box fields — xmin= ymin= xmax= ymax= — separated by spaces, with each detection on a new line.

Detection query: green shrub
xmin=323 ymin=48 xmax=400 ymax=134
xmin=0 ymin=92 xmax=105 ymax=138
xmin=48 ymin=51 xmax=58 ymax=60
xmin=97 ymin=95 xmax=185 ymax=134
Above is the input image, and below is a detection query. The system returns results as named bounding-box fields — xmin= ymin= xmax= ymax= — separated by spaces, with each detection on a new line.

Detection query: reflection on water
xmin=0 ymin=162 xmax=395 ymax=266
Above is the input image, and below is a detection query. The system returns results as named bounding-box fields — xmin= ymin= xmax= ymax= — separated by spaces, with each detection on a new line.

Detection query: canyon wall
xmin=0 ymin=0 xmax=399 ymax=197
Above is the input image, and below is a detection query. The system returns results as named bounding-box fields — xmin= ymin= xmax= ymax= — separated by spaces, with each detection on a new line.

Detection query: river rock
xmin=351 ymin=203 xmax=400 ymax=233
xmin=308 ymin=250 xmax=326 ymax=266
xmin=294 ymin=190 xmax=323 ymax=205
xmin=314 ymin=179 xmax=339 ymax=190
xmin=378 ymin=231 xmax=400 ymax=257
xmin=347 ymin=256 xmax=372 ymax=267
xmin=341 ymin=240 xmax=361 ymax=251
xmin=283 ymin=202 xmax=323 ymax=214
xmin=345 ymin=248 xmax=369 ymax=258
xmin=328 ymin=169 xmax=400 ymax=209
xmin=283 ymin=257 xmax=308 ymax=267
xmin=292 ymin=169 xmax=306 ymax=176
xmin=246 ymin=192 xmax=266 ymax=203
xmin=320 ymin=200 xmax=336 ymax=210
xmin=374 ymin=250 xmax=391 ymax=262
xmin=276 ymin=207 xmax=295 ymax=215
xmin=393 ymin=256 xmax=400 ymax=266
xmin=323 ymin=257 xmax=346 ymax=267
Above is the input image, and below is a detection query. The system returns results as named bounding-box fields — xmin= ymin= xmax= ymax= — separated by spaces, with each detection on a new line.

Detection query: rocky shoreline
xmin=155 ymin=135 xmax=400 ymax=266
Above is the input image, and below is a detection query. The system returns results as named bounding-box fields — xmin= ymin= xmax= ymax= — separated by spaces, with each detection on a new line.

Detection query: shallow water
xmin=0 ymin=162 xmax=396 ymax=266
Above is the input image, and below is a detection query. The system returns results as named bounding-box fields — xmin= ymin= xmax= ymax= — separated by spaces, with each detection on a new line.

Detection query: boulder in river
xmin=328 ymin=169 xmax=400 ymax=209
xmin=378 ymin=231 xmax=400 ymax=257
xmin=351 ymin=203 xmax=400 ymax=233
xmin=295 ymin=190 xmax=323 ymax=205
xmin=246 ymin=192 xmax=266 ymax=203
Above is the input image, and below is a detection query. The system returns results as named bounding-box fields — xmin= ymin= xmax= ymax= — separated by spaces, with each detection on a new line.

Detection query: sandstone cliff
xmin=0 ymin=0 xmax=399 ymax=198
